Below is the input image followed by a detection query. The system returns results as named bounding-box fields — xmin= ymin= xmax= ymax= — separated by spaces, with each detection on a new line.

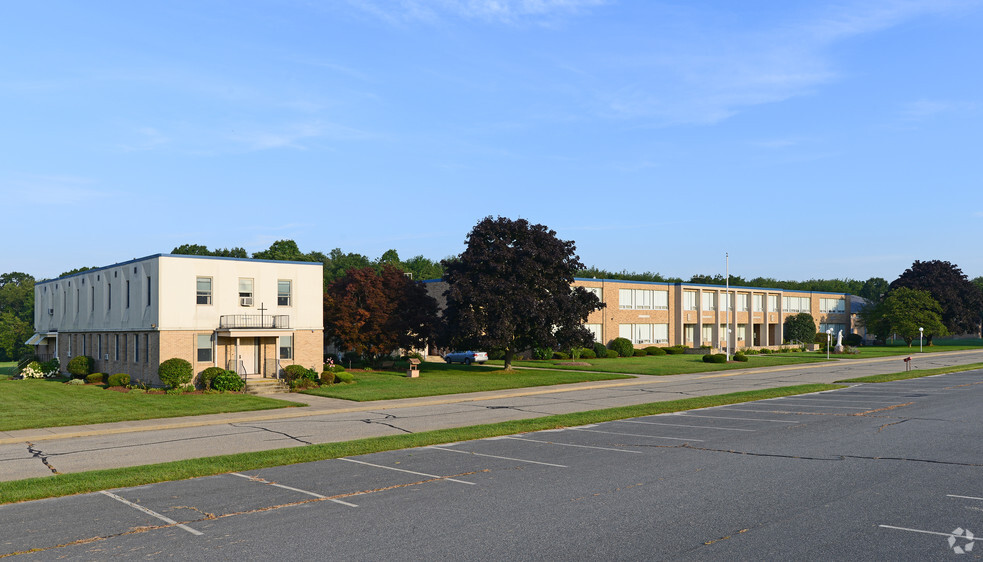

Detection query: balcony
xmin=219 ymin=314 xmax=290 ymax=329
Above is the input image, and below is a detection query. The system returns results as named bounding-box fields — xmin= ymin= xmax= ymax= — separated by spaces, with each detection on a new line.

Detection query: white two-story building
xmin=31 ymin=254 xmax=323 ymax=385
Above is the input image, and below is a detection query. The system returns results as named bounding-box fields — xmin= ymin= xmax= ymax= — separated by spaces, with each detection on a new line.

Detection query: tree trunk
xmin=504 ymin=349 xmax=514 ymax=371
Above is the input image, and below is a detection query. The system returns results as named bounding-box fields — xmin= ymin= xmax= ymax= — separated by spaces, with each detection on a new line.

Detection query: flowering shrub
xmin=21 ymin=361 xmax=46 ymax=379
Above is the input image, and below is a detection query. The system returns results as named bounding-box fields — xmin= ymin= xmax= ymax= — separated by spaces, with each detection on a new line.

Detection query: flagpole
xmin=725 ymin=253 xmax=730 ymax=362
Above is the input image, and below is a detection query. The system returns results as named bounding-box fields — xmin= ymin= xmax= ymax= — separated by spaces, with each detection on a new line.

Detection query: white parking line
xmin=617 ymin=420 xmax=755 ymax=432
xmin=879 ymin=524 xmax=960 ymax=538
xmin=100 ymin=491 xmax=203 ymax=536
xmin=717 ymin=408 xmax=828 ymax=415
xmin=737 ymin=403 xmax=867 ymax=410
xmin=674 ymin=413 xmax=799 ymax=423
xmin=230 ymin=473 xmax=358 ymax=507
xmin=568 ymin=427 xmax=703 ymax=442
xmin=948 ymin=494 xmax=983 ymax=501
xmin=504 ymin=436 xmax=642 ymax=453
xmin=427 ymin=445 xmax=567 ymax=467
xmin=338 ymin=457 xmax=476 ymax=485
xmin=767 ymin=397 xmax=899 ymax=404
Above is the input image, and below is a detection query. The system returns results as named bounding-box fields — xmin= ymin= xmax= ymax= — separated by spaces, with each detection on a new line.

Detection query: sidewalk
xmin=2 ymin=350 xmax=981 ymax=482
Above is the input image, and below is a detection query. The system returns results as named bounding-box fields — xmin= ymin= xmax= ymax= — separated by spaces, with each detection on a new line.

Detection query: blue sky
xmin=3 ymin=0 xmax=982 ymax=282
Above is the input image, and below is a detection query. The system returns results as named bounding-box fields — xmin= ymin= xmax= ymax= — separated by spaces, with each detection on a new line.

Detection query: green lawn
xmin=503 ymin=352 xmax=827 ymax=376
xmin=0 ymin=378 xmax=303 ymax=432
xmin=0 ymin=361 xmax=15 ymax=379
xmin=302 ymin=361 xmax=633 ymax=401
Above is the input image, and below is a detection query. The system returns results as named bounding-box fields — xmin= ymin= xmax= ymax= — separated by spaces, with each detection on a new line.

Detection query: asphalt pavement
xmin=1 ymin=349 xmax=982 ymax=483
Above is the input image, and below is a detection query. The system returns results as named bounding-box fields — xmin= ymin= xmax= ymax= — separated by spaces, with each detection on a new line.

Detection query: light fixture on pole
xmin=919 ymin=327 xmax=923 ymax=352
xmin=826 ymin=328 xmax=832 ymax=360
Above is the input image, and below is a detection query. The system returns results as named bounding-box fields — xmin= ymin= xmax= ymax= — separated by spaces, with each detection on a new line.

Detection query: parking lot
xmin=3 ymin=370 xmax=982 ymax=559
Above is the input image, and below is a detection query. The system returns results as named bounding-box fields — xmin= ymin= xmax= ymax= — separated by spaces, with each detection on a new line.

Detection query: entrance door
xmin=239 ymin=338 xmax=261 ymax=374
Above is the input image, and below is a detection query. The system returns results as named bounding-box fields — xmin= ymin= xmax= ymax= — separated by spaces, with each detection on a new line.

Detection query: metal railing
xmin=219 ymin=315 xmax=290 ymax=329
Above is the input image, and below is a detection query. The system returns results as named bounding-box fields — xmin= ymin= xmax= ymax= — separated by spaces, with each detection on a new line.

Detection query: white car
xmin=443 ymin=351 xmax=489 ymax=365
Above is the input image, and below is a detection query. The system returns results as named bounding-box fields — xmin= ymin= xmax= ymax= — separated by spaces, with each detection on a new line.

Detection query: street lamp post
xmin=919 ymin=327 xmax=923 ymax=353
xmin=826 ymin=328 xmax=833 ymax=360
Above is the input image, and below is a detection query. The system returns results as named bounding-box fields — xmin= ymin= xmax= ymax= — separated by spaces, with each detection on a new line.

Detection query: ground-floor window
xmin=584 ymin=323 xmax=602 ymax=343
xmin=736 ymin=324 xmax=747 ymax=341
xmin=197 ymin=334 xmax=213 ymax=363
xmin=702 ymin=325 xmax=713 ymax=343
xmin=819 ymin=323 xmax=847 ymax=335
xmin=133 ymin=334 xmax=139 ymax=363
xmin=619 ymin=323 xmax=669 ymax=345
xmin=280 ymin=335 xmax=293 ymax=360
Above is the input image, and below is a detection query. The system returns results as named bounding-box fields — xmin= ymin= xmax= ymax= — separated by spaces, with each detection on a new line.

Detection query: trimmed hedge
xmin=733 ymin=352 xmax=749 ymax=362
xmin=158 ymin=358 xmax=193 ymax=388
xmin=645 ymin=346 xmax=667 ymax=356
xmin=665 ymin=345 xmax=688 ymax=355
xmin=632 ymin=349 xmax=647 ymax=357
xmin=67 ymin=355 xmax=95 ymax=378
xmin=320 ymin=371 xmax=336 ymax=385
xmin=609 ymin=337 xmax=634 ymax=358
xmin=198 ymin=366 xmax=227 ymax=390
xmin=532 ymin=347 xmax=553 ymax=360
xmin=593 ymin=342 xmax=608 ymax=358
xmin=553 ymin=352 xmax=570 ymax=360
xmin=335 ymin=371 xmax=355 ymax=384
xmin=283 ymin=364 xmax=317 ymax=383
xmin=702 ymin=353 xmax=727 ymax=363
xmin=211 ymin=371 xmax=244 ymax=392
xmin=580 ymin=349 xmax=596 ymax=359
xmin=86 ymin=373 xmax=106 ymax=384
xmin=605 ymin=349 xmax=620 ymax=358
xmin=107 ymin=373 xmax=131 ymax=387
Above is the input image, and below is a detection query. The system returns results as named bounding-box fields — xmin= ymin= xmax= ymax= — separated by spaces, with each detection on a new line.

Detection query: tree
xmin=860 ymin=287 xmax=947 ymax=346
xmin=324 ymin=266 xmax=438 ymax=359
xmin=59 ymin=266 xmax=96 ymax=278
xmin=320 ymin=248 xmax=373 ymax=286
xmin=0 ymin=272 xmax=35 ymax=321
xmin=0 ymin=311 xmax=32 ymax=361
xmin=783 ymin=313 xmax=817 ymax=345
xmin=859 ymin=277 xmax=889 ymax=302
xmin=441 ymin=216 xmax=604 ymax=370
xmin=890 ymin=260 xmax=983 ymax=343
xmin=171 ymin=244 xmax=247 ymax=258
xmin=252 ymin=240 xmax=313 ymax=262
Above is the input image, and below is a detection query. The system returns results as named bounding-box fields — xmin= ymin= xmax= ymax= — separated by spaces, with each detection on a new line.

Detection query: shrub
xmin=21 ymin=361 xmax=46 ymax=379
xmin=609 ymin=337 xmax=634 ymax=358
xmin=320 ymin=371 xmax=336 ymax=385
xmin=646 ymin=347 xmax=667 ymax=356
xmin=553 ymin=352 xmax=570 ymax=360
xmin=66 ymin=378 xmax=85 ymax=385
xmin=67 ymin=355 xmax=95 ymax=378
xmin=404 ymin=351 xmax=424 ymax=362
xmin=593 ymin=342 xmax=608 ymax=358
xmin=323 ymin=353 xmax=340 ymax=363
xmin=283 ymin=364 xmax=317 ymax=382
xmin=666 ymin=345 xmax=688 ymax=355
xmin=289 ymin=377 xmax=318 ymax=390
xmin=844 ymin=333 xmax=863 ymax=346
xmin=532 ymin=347 xmax=553 ymax=360
xmin=335 ymin=371 xmax=355 ymax=384
xmin=198 ymin=366 xmax=228 ymax=389
xmin=107 ymin=373 xmax=131 ymax=387
xmin=342 ymin=351 xmax=362 ymax=366
xmin=580 ymin=349 xmax=596 ymax=359
xmin=158 ymin=358 xmax=193 ymax=388
xmin=86 ymin=373 xmax=106 ymax=384
xmin=733 ymin=353 xmax=749 ymax=362
xmin=605 ymin=349 xmax=620 ymax=358
xmin=702 ymin=353 xmax=727 ymax=363
xmin=630 ymin=349 xmax=645 ymax=357
xmin=40 ymin=358 xmax=60 ymax=376
xmin=488 ymin=349 xmax=506 ymax=360
xmin=211 ymin=371 xmax=244 ymax=392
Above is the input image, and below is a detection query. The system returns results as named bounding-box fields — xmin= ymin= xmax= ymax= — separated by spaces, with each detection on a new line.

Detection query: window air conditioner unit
xmin=240 ymin=297 xmax=253 ymax=307
xmin=48 ymin=308 xmax=54 ymax=315
xmin=104 ymin=354 xmax=109 ymax=360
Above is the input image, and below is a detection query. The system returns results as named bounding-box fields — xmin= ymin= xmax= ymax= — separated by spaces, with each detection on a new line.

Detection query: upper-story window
xmin=783 ymin=296 xmax=811 ymax=313
xmin=278 ymin=280 xmax=292 ymax=306
xmin=196 ymin=277 xmax=212 ymax=305
xmin=684 ymin=291 xmax=697 ymax=311
xmin=753 ymin=294 xmax=763 ymax=312
xmin=702 ymin=292 xmax=716 ymax=311
xmin=581 ymin=286 xmax=602 ymax=301
xmin=619 ymin=289 xmax=668 ymax=310
xmin=239 ymin=278 xmax=254 ymax=307
xmin=736 ymin=294 xmax=748 ymax=312
xmin=768 ymin=295 xmax=778 ymax=312
xmin=820 ymin=298 xmax=846 ymax=314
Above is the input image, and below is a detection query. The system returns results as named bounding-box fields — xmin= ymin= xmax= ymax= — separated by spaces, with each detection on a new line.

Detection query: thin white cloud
xmin=1 ymin=175 xmax=109 ymax=204
xmin=344 ymin=0 xmax=606 ymax=24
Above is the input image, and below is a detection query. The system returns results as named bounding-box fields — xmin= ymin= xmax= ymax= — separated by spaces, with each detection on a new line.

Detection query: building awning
xmin=25 ymin=333 xmax=50 ymax=346
xmin=216 ymin=329 xmax=292 ymax=338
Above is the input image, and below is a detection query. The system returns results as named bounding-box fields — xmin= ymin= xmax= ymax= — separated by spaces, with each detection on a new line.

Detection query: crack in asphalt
xmin=26 ymin=442 xmax=59 ymax=475
xmin=229 ymin=424 xmax=313 ymax=445
xmin=360 ymin=413 xmax=412 ymax=434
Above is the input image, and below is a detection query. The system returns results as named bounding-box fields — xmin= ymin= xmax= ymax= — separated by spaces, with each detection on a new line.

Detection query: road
xmin=1 ymin=350 xmax=982 ymax=482
xmin=2 ymin=367 xmax=981 ymax=559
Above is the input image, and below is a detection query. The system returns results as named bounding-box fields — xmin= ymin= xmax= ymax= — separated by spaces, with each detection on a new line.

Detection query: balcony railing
xmin=219 ymin=315 xmax=290 ymax=329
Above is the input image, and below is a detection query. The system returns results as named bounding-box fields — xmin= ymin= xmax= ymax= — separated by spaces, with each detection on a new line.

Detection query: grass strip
xmin=835 ymin=362 xmax=983 ymax=384
xmin=0 ymin=383 xmax=840 ymax=505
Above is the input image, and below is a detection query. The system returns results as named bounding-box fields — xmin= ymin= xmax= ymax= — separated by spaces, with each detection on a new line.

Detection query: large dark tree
xmin=783 ymin=313 xmax=817 ymax=345
xmin=890 ymin=260 xmax=983 ymax=343
xmin=860 ymin=287 xmax=946 ymax=346
xmin=324 ymin=266 xmax=438 ymax=360
xmin=171 ymin=244 xmax=248 ymax=258
xmin=441 ymin=217 xmax=604 ymax=370
xmin=0 ymin=272 xmax=35 ymax=360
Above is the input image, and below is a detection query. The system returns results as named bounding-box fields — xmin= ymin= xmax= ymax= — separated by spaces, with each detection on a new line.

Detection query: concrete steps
xmin=243 ymin=377 xmax=289 ymax=395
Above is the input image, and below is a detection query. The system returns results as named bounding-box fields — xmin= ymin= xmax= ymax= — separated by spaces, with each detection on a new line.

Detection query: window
xmin=280 ymin=335 xmax=293 ymax=360
xmin=133 ymin=334 xmax=139 ymax=363
xmin=619 ymin=289 xmax=653 ymax=310
xmin=68 ymin=335 xmax=72 ymax=357
xmin=76 ymin=289 xmax=79 ymax=314
xmin=107 ymin=283 xmax=112 ymax=310
xmin=783 ymin=296 xmax=811 ymax=313
xmin=197 ymin=334 xmax=213 ymax=362
xmin=98 ymin=334 xmax=103 ymax=358
xmin=653 ymin=323 xmax=669 ymax=344
xmin=91 ymin=286 xmax=95 ymax=312
xmin=753 ymin=294 xmax=763 ymax=312
xmin=584 ymin=323 xmax=602 ymax=343
xmin=197 ymin=277 xmax=212 ymax=305
xmin=582 ymin=287 xmax=602 ymax=300
xmin=618 ymin=323 xmax=669 ymax=344
xmin=684 ymin=324 xmax=695 ymax=343
xmin=820 ymin=298 xmax=845 ymax=314
xmin=144 ymin=334 xmax=150 ymax=363
xmin=702 ymin=325 xmax=713 ymax=343
xmin=278 ymin=280 xmax=292 ymax=306
xmin=239 ymin=278 xmax=254 ymax=307
xmin=146 ymin=276 xmax=151 ymax=307
xmin=768 ymin=295 xmax=778 ymax=312
xmin=819 ymin=323 xmax=847 ymax=335
xmin=114 ymin=334 xmax=119 ymax=360
xmin=720 ymin=293 xmax=732 ymax=311
xmin=702 ymin=292 xmax=716 ymax=311
xmin=735 ymin=324 xmax=747 ymax=341
xmin=82 ymin=334 xmax=87 ymax=356
xmin=684 ymin=291 xmax=697 ymax=311
xmin=654 ymin=291 xmax=669 ymax=310
xmin=737 ymin=294 xmax=748 ymax=312
xmin=126 ymin=280 xmax=130 ymax=308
